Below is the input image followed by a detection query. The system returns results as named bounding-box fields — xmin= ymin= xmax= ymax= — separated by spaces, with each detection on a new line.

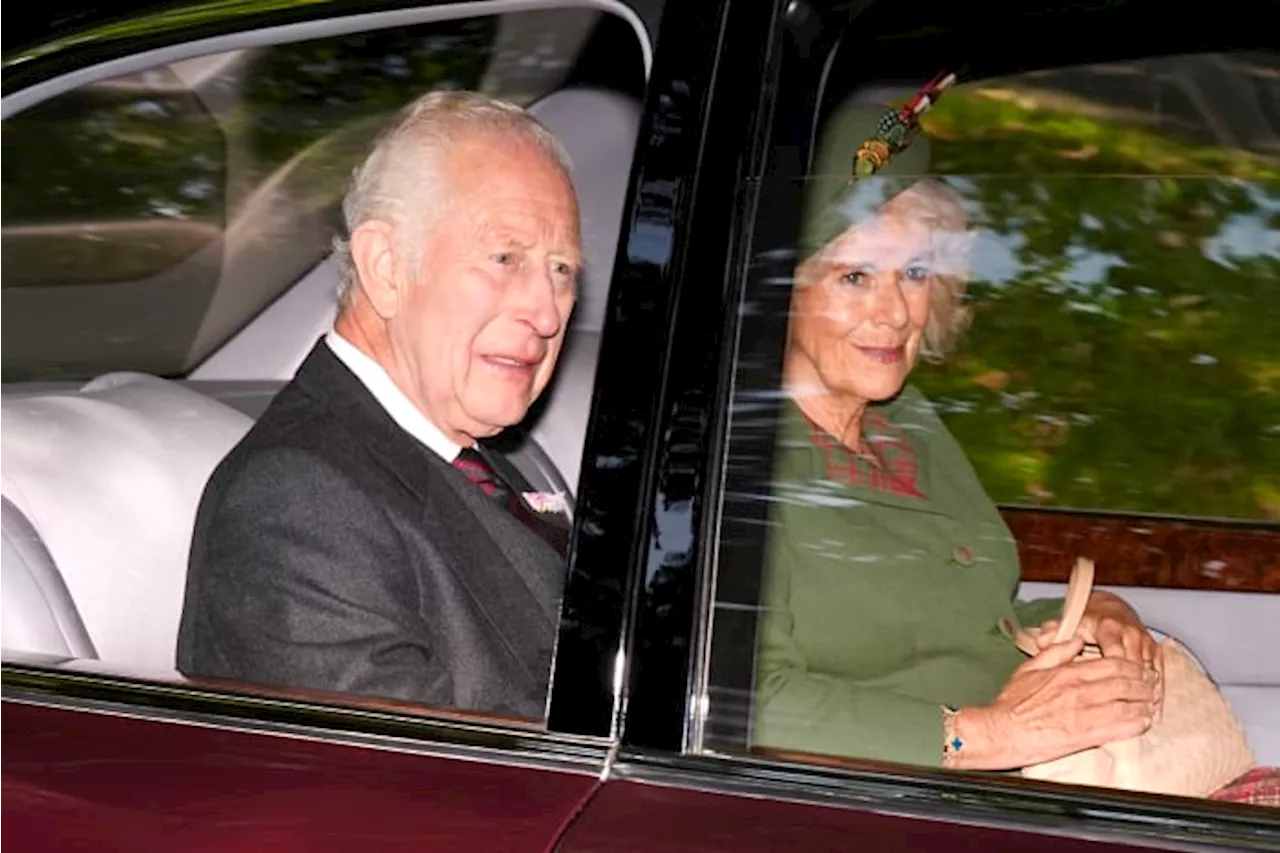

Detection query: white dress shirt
xmin=325 ymin=330 xmax=461 ymax=464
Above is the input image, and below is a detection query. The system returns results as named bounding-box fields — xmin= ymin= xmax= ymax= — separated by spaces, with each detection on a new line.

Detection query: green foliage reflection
xmin=908 ymin=85 xmax=1279 ymax=520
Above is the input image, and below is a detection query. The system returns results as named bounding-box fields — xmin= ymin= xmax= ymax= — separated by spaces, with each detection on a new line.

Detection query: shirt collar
xmin=800 ymin=405 xmax=925 ymax=500
xmin=324 ymin=329 xmax=461 ymax=463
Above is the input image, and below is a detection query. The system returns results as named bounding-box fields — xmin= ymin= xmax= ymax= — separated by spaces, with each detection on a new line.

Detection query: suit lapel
xmin=477 ymin=443 xmax=572 ymax=536
xmin=433 ymin=466 xmax=563 ymax=627
xmin=293 ymin=339 xmax=563 ymax=685
xmin=294 ymin=340 xmax=447 ymax=506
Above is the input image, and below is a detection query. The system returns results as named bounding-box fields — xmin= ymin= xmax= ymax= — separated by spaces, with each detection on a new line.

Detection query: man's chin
xmin=462 ymin=401 xmax=534 ymax=435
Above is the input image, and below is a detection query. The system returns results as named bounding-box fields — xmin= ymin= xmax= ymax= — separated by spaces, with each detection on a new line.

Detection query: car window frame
xmin=621 ymin=0 xmax=1280 ymax=848
xmin=0 ymin=0 xmax=653 ymax=116
xmin=0 ymin=0 xmax=654 ymax=760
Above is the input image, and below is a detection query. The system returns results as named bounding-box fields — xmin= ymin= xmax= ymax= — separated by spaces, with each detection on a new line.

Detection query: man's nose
xmin=515 ymin=265 xmax=564 ymax=338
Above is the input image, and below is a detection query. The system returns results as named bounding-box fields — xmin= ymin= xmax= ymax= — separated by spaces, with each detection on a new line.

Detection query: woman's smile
xmin=853 ymin=344 xmax=907 ymax=364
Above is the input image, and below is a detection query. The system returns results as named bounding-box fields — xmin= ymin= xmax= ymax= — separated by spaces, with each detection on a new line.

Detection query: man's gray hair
xmin=333 ymin=90 xmax=573 ymax=309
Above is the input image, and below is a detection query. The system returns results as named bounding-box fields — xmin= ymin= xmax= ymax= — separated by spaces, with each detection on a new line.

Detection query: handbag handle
xmin=1015 ymin=557 xmax=1095 ymax=656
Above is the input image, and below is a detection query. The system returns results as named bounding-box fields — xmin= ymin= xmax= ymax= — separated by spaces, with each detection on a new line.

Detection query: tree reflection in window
xmin=0 ymin=11 xmax=613 ymax=381
xmin=900 ymin=52 xmax=1279 ymax=520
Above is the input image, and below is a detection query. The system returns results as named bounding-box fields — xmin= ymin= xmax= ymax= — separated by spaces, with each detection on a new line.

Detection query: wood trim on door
xmin=1001 ymin=508 xmax=1280 ymax=593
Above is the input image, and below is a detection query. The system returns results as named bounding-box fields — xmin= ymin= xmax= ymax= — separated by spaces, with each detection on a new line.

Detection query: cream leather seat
xmin=1 ymin=496 xmax=97 ymax=660
xmin=1 ymin=373 xmax=252 ymax=670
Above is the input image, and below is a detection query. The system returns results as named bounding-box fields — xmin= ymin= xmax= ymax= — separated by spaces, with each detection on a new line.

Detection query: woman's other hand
xmin=949 ymin=636 xmax=1159 ymax=770
xmin=1035 ymin=591 xmax=1164 ymax=709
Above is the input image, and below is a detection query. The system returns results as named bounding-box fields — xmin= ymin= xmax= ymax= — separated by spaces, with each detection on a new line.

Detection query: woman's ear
xmin=349 ymin=219 xmax=401 ymax=319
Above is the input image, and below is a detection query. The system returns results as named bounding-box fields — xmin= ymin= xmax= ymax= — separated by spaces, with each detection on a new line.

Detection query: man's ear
xmin=350 ymin=220 xmax=402 ymax=319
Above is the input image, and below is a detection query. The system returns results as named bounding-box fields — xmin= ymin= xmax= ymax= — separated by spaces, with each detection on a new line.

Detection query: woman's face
xmin=788 ymin=210 xmax=939 ymax=406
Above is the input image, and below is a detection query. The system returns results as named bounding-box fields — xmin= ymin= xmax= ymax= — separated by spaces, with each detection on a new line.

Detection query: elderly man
xmin=176 ymin=91 xmax=581 ymax=718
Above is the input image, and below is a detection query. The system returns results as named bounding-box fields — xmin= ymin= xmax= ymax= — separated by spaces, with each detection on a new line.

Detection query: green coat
xmin=752 ymin=385 xmax=1061 ymax=767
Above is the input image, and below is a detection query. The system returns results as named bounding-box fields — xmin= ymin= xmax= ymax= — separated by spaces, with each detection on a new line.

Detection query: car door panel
xmin=1004 ymin=509 xmax=1279 ymax=592
xmin=2 ymin=700 xmax=599 ymax=853
xmin=558 ymin=777 xmax=1157 ymax=852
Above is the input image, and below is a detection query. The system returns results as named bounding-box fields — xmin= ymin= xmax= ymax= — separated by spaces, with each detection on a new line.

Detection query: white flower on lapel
xmin=522 ymin=490 xmax=569 ymax=514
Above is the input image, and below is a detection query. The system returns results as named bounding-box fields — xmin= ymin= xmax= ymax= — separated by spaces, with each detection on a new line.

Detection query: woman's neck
xmin=783 ymin=350 xmax=868 ymax=452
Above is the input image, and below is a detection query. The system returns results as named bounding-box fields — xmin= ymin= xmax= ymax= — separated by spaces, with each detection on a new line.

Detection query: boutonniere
xmin=522 ymin=490 xmax=569 ymax=515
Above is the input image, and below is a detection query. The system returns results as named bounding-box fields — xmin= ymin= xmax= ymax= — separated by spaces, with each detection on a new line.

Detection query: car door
xmin=558 ymin=0 xmax=1280 ymax=849
xmin=1 ymin=2 xmax=656 ymax=850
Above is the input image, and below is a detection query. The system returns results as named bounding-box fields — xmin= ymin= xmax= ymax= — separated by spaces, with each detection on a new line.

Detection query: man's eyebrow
xmin=487 ymin=232 xmax=533 ymax=249
xmin=551 ymin=245 xmax=585 ymax=270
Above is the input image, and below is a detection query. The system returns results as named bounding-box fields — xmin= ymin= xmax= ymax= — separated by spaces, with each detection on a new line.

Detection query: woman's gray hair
xmin=333 ymin=90 xmax=572 ymax=309
xmin=796 ymin=178 xmax=974 ymax=360
xmin=878 ymin=179 xmax=973 ymax=360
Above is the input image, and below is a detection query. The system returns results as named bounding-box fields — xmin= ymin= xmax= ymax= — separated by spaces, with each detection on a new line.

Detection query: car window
xmin=910 ymin=53 xmax=1279 ymax=523
xmin=1 ymin=8 xmax=609 ymax=382
xmin=698 ymin=49 xmax=1279 ymax=803
xmin=0 ymin=5 xmax=646 ymax=732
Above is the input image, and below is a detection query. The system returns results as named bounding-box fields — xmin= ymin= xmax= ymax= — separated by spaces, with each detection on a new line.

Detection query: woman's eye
xmin=840 ymin=269 xmax=867 ymax=286
xmin=493 ymin=252 xmax=517 ymax=266
xmin=903 ymin=265 xmax=931 ymax=281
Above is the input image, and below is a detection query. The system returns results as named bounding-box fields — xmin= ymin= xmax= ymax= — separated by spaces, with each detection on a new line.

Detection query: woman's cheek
xmin=908 ymin=288 xmax=934 ymax=331
xmin=819 ymin=292 xmax=858 ymax=327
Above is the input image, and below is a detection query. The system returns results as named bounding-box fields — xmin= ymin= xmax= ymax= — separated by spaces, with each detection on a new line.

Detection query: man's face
xmin=386 ymin=134 xmax=581 ymax=444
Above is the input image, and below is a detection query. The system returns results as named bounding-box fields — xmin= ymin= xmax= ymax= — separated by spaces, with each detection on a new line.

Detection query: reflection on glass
xmin=733 ymin=174 xmax=1279 ymax=523
xmin=725 ymin=170 xmax=1277 ymax=791
xmin=911 ymin=175 xmax=1279 ymax=523
xmin=1 ymin=12 xmax=606 ymax=381
xmin=708 ymin=52 xmax=1278 ymax=796
xmin=746 ymin=173 xmax=1068 ymax=771
xmin=2 ymin=66 xmax=226 ymax=289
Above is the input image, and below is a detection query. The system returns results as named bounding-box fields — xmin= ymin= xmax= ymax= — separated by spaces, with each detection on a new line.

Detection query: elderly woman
xmin=752 ymin=103 xmax=1163 ymax=771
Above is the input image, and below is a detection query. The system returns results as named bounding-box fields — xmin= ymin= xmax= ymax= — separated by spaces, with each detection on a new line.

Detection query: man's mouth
xmin=482 ymin=354 xmax=541 ymax=374
xmin=854 ymin=345 xmax=906 ymax=364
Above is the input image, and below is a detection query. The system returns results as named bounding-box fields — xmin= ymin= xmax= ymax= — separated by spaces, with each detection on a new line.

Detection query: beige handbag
xmin=1015 ymin=558 xmax=1256 ymax=798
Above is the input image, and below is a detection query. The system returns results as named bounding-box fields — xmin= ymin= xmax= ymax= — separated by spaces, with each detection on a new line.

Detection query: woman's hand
xmin=1035 ymin=591 xmax=1164 ymax=708
xmin=949 ymin=636 xmax=1159 ymax=770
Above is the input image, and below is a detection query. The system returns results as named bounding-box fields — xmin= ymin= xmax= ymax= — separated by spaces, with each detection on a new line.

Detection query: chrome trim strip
xmin=2 ymin=0 xmax=652 ymax=119
xmin=609 ymin=749 xmax=1280 ymax=852
xmin=2 ymin=665 xmax=611 ymax=776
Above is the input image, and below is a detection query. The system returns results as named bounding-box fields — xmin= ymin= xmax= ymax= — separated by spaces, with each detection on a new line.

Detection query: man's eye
xmin=493 ymin=252 xmax=517 ymax=266
xmin=903 ymin=265 xmax=931 ymax=281
xmin=840 ymin=270 xmax=867 ymax=286
xmin=552 ymin=262 xmax=576 ymax=278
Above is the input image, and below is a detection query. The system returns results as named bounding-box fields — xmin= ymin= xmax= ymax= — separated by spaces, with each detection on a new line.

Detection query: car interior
xmin=2 ymin=7 xmax=645 ymax=678
xmin=2 ymin=0 xmax=1277 ymax=781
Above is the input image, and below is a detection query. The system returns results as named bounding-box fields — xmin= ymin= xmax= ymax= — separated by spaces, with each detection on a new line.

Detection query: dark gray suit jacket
xmin=176 ymin=341 xmax=565 ymax=719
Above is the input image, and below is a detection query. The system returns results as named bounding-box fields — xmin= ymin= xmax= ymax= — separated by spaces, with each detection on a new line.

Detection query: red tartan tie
xmin=452 ymin=448 xmax=568 ymax=557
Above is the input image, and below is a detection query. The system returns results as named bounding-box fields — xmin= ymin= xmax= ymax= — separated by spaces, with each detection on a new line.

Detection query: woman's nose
xmin=870 ymin=275 xmax=910 ymax=329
